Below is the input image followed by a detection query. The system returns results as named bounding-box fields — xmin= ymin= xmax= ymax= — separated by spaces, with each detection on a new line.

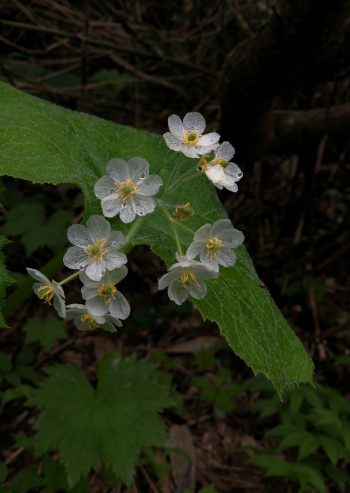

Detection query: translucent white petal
xmin=128 ymin=157 xmax=149 ymax=182
xmin=217 ymin=247 xmax=236 ymax=267
xmin=168 ymin=280 xmax=189 ymax=305
xmin=205 ymin=165 xmax=225 ymax=189
xmin=26 ymin=268 xmax=50 ymax=284
xmin=86 ymin=260 xmax=105 ymax=281
xmin=196 ymin=143 xmax=220 ymax=155
xmin=106 ymin=265 xmax=128 ymax=284
xmin=168 ymin=114 xmax=185 ymax=138
xmin=106 ymin=158 xmax=130 ymax=183
xmin=81 ymin=286 xmax=98 ymax=300
xmin=107 ymin=231 xmax=125 ymax=249
xmin=215 ymin=141 xmax=235 ymax=161
xmin=53 ymin=293 xmax=66 ymax=318
xmin=133 ymin=196 xmax=155 ymax=217
xmin=191 ymin=264 xmax=219 ymax=280
xmin=182 ymin=146 xmax=200 ymax=158
xmin=119 ymin=202 xmax=136 ymax=224
xmin=188 ymin=278 xmax=208 ymax=299
xmin=193 ymin=224 xmax=211 ymax=242
xmin=105 ymin=251 xmax=127 ymax=270
xmin=198 ymin=133 xmax=220 ymax=147
xmin=52 ymin=280 xmax=65 ymax=299
xmin=199 ymin=251 xmax=219 ymax=272
xmin=86 ymin=296 xmax=108 ymax=316
xmin=210 ymin=219 xmax=232 ymax=237
xmin=158 ymin=271 xmax=179 ymax=290
xmin=94 ymin=175 xmax=116 ymax=199
xmin=63 ymin=247 xmax=89 ymax=270
xmin=183 ymin=112 xmax=206 ymax=133
xmin=225 ymin=163 xmax=243 ymax=181
xmin=186 ymin=241 xmax=203 ymax=259
xmin=109 ymin=292 xmax=130 ymax=320
xmin=79 ymin=270 xmax=98 ymax=287
xmin=104 ymin=316 xmax=122 ymax=332
xmin=67 ymin=224 xmax=90 ymax=247
xmin=138 ymin=175 xmax=163 ymax=196
xmin=163 ymin=132 xmax=183 ymax=151
xmin=101 ymin=195 xmax=122 ymax=218
xmin=220 ymin=229 xmax=244 ymax=248
xmin=223 ymin=175 xmax=238 ymax=192
xmin=86 ymin=215 xmax=111 ymax=243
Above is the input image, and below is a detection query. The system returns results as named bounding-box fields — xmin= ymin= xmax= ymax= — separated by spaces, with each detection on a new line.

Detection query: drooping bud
xmin=175 ymin=202 xmax=194 ymax=222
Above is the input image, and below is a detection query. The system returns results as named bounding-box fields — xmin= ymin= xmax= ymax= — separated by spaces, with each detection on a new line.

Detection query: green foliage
xmin=22 ymin=316 xmax=67 ymax=351
xmin=0 ymin=236 xmax=13 ymax=328
xmin=192 ymin=368 xmax=243 ymax=413
xmin=29 ymin=352 xmax=173 ymax=486
xmin=247 ymin=376 xmax=350 ymax=492
xmin=0 ymin=81 xmax=313 ymax=395
xmin=3 ymin=202 xmax=71 ymax=255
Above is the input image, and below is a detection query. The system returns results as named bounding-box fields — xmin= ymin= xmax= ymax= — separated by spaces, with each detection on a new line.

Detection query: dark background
xmin=0 ymin=1 xmax=349 ymax=492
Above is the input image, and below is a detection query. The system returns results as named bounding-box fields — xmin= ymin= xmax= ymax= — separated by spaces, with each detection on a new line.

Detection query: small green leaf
xmin=297 ymin=435 xmax=319 ymax=460
xmin=30 ymin=352 xmax=173 ymax=486
xmin=318 ymin=435 xmax=343 ymax=465
xmin=22 ymin=316 xmax=67 ymax=351
xmin=0 ymin=461 xmax=7 ymax=482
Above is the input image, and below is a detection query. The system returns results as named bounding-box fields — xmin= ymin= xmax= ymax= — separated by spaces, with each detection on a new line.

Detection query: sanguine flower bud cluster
xmin=27 ymin=112 xmax=244 ymax=331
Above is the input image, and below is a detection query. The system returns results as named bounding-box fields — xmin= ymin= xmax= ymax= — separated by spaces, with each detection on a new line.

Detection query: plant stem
xmin=59 ymin=271 xmax=80 ymax=286
xmin=167 ymin=167 xmax=203 ymax=193
xmin=164 ymin=155 xmax=182 ymax=193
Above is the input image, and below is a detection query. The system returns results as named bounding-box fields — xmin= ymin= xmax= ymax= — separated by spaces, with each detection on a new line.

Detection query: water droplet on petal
xmin=140 ymin=172 xmax=145 ymax=179
xmin=79 ymin=264 xmax=85 ymax=270
xmin=139 ymin=211 xmax=144 ymax=216
xmin=121 ymin=202 xmax=126 ymax=209
xmin=196 ymin=167 xmax=201 ymax=172
xmin=112 ymin=241 xmax=118 ymax=247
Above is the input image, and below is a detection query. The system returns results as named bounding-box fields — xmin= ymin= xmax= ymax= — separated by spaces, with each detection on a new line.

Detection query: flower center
xmin=183 ymin=130 xmax=200 ymax=146
xmin=80 ymin=313 xmax=98 ymax=330
xmin=36 ymin=284 xmax=54 ymax=304
xmin=179 ymin=271 xmax=199 ymax=287
xmin=116 ymin=179 xmax=139 ymax=200
xmin=214 ymin=157 xmax=228 ymax=168
xmin=98 ymin=283 xmax=117 ymax=302
xmin=199 ymin=156 xmax=209 ymax=171
xmin=85 ymin=237 xmax=108 ymax=261
xmin=206 ymin=237 xmax=222 ymax=258
xmin=175 ymin=202 xmax=194 ymax=222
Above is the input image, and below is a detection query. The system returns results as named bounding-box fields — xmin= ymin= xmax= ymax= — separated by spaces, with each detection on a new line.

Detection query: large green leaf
xmin=30 ymin=353 xmax=173 ymax=486
xmin=0 ymin=81 xmax=313 ymax=396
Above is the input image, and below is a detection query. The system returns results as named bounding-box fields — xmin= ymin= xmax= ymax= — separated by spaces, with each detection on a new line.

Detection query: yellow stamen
xmin=214 ymin=157 xmax=228 ymax=168
xmin=97 ymin=283 xmax=117 ymax=303
xmin=81 ymin=313 xmax=99 ymax=330
xmin=85 ymin=237 xmax=108 ymax=261
xmin=115 ymin=179 xmax=139 ymax=200
xmin=199 ymin=156 xmax=209 ymax=171
xmin=36 ymin=284 xmax=54 ymax=304
xmin=179 ymin=271 xmax=199 ymax=287
xmin=206 ymin=237 xmax=222 ymax=259
xmin=183 ymin=130 xmax=200 ymax=146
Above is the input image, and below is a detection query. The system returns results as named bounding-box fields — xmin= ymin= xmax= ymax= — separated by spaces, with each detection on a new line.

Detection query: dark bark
xmin=220 ymin=0 xmax=350 ymax=161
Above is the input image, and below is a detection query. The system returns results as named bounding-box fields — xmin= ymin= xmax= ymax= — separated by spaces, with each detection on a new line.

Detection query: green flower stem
xmin=160 ymin=207 xmax=183 ymax=256
xmin=167 ymin=167 xmax=203 ymax=193
xmin=59 ymin=271 xmax=80 ymax=286
xmin=164 ymin=155 xmax=182 ymax=192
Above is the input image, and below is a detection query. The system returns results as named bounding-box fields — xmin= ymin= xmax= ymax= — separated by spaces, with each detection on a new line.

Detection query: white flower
xmin=163 ymin=112 xmax=220 ymax=158
xmin=63 ymin=215 xmax=127 ymax=282
xmin=26 ymin=268 xmax=66 ymax=318
xmin=202 ymin=141 xmax=243 ymax=192
xmin=158 ymin=253 xmax=218 ymax=305
xmin=80 ymin=266 xmax=130 ymax=320
xmin=66 ymin=303 xmax=122 ymax=332
xmin=186 ymin=219 xmax=244 ymax=272
xmin=94 ymin=156 xmax=163 ymax=223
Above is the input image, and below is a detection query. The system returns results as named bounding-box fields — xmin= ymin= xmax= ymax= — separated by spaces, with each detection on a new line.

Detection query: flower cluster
xmin=27 ymin=111 xmax=245 ymax=329
xmin=164 ymin=112 xmax=243 ymax=192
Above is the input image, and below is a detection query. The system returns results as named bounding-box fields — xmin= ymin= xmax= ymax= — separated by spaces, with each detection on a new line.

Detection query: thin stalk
xmin=59 ymin=270 xmax=80 ymax=286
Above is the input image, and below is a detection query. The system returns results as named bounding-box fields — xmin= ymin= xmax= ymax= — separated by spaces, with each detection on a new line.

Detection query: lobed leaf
xmin=0 ymin=81 xmax=313 ymax=396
